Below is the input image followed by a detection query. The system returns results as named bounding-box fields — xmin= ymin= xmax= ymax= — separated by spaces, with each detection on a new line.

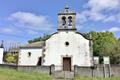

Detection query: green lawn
xmin=0 ymin=68 xmax=52 ymax=80
xmin=0 ymin=68 xmax=120 ymax=80
xmin=74 ymin=76 xmax=120 ymax=80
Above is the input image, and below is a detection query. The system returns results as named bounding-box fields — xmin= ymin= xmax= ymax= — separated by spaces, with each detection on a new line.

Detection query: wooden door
xmin=63 ymin=57 xmax=71 ymax=71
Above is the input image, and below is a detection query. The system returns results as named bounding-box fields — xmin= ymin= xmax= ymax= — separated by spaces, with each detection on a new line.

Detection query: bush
xmin=4 ymin=53 xmax=15 ymax=63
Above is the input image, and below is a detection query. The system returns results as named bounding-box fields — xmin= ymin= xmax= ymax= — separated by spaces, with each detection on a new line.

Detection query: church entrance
xmin=63 ymin=57 xmax=71 ymax=71
xmin=37 ymin=57 xmax=42 ymax=66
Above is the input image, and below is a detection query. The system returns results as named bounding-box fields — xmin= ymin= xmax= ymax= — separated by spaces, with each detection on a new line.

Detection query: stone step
xmin=52 ymin=71 xmax=74 ymax=79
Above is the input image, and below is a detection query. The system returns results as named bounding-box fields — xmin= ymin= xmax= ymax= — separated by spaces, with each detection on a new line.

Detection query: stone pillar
xmin=50 ymin=64 xmax=55 ymax=75
xmin=74 ymin=65 xmax=78 ymax=77
xmin=0 ymin=48 xmax=3 ymax=64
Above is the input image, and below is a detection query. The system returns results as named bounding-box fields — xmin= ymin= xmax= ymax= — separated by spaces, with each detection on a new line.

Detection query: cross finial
xmin=65 ymin=4 xmax=69 ymax=9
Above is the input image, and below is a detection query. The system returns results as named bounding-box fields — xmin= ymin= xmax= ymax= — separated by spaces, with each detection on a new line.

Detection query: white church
xmin=1 ymin=6 xmax=93 ymax=71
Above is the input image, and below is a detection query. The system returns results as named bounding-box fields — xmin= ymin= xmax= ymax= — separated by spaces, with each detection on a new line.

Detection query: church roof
xmin=19 ymin=32 xmax=92 ymax=49
xmin=76 ymin=32 xmax=92 ymax=40
xmin=58 ymin=5 xmax=76 ymax=15
xmin=20 ymin=41 xmax=45 ymax=49
xmin=49 ymin=32 xmax=92 ymax=40
xmin=9 ymin=48 xmax=19 ymax=52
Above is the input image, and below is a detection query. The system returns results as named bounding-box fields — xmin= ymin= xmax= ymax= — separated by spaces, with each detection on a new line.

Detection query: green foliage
xmin=105 ymin=40 xmax=120 ymax=64
xmin=118 ymin=38 xmax=120 ymax=41
xmin=4 ymin=53 xmax=15 ymax=63
xmin=28 ymin=34 xmax=51 ymax=44
xmin=90 ymin=31 xmax=117 ymax=56
xmin=84 ymin=31 xmax=120 ymax=64
xmin=4 ymin=53 xmax=18 ymax=63
xmin=0 ymin=68 xmax=52 ymax=80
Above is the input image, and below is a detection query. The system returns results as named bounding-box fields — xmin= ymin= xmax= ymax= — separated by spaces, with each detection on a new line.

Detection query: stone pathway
xmin=52 ymin=71 xmax=74 ymax=80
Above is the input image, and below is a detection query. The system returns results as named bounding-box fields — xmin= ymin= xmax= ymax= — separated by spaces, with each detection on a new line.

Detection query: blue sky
xmin=0 ymin=0 xmax=120 ymax=44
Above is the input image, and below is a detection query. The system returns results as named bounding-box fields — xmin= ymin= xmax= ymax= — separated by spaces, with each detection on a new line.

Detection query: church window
xmin=65 ymin=41 xmax=69 ymax=46
xmin=28 ymin=52 xmax=31 ymax=57
xmin=68 ymin=16 xmax=72 ymax=26
xmin=62 ymin=17 xmax=66 ymax=26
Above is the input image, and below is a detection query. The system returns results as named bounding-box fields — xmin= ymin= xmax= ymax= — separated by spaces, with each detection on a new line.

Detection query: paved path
xmin=52 ymin=71 xmax=74 ymax=80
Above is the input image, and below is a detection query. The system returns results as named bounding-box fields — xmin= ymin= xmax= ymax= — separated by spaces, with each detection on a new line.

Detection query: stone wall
xmin=74 ymin=65 xmax=120 ymax=78
xmin=110 ymin=65 xmax=120 ymax=77
xmin=17 ymin=66 xmax=51 ymax=74
xmin=0 ymin=64 xmax=17 ymax=69
xmin=1 ymin=64 xmax=120 ymax=77
xmin=74 ymin=66 xmax=93 ymax=77
xmin=0 ymin=64 xmax=55 ymax=75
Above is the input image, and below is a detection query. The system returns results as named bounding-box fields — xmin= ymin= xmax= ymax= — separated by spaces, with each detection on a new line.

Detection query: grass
xmin=0 ymin=68 xmax=120 ymax=80
xmin=0 ymin=68 xmax=52 ymax=80
xmin=74 ymin=76 xmax=120 ymax=80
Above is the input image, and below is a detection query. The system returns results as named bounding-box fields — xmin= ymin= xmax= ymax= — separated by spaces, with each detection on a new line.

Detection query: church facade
xmin=18 ymin=6 xmax=93 ymax=71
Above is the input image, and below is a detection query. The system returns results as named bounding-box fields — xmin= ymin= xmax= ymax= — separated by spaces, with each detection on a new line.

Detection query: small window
xmin=28 ymin=52 xmax=31 ymax=57
xmin=65 ymin=42 xmax=69 ymax=46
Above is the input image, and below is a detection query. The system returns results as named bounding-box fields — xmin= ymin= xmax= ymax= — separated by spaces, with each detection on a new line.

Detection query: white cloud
xmin=104 ymin=15 xmax=116 ymax=22
xmin=9 ymin=12 xmax=54 ymax=31
xmin=76 ymin=10 xmax=106 ymax=22
xmin=87 ymin=11 xmax=106 ymax=21
xmin=108 ymin=27 xmax=120 ymax=32
xmin=0 ymin=28 xmax=14 ymax=34
xmin=86 ymin=0 xmax=120 ymax=12
xmin=27 ymin=30 xmax=39 ymax=35
xmin=102 ymin=27 xmax=120 ymax=32
xmin=0 ymin=27 xmax=23 ymax=36
xmin=76 ymin=13 xmax=87 ymax=23
xmin=104 ymin=13 xmax=120 ymax=22
xmin=79 ymin=0 xmax=120 ymax=23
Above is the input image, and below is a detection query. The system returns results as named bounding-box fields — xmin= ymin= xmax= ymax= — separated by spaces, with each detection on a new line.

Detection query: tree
xmin=90 ymin=31 xmax=117 ymax=56
xmin=118 ymin=38 xmax=120 ymax=41
xmin=104 ymin=39 xmax=120 ymax=64
xmin=85 ymin=31 xmax=117 ymax=63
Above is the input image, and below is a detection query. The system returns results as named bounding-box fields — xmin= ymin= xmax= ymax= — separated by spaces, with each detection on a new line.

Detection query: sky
xmin=0 ymin=0 xmax=120 ymax=45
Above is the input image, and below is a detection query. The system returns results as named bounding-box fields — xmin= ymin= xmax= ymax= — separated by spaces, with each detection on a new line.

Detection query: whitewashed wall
xmin=0 ymin=48 xmax=3 ymax=64
xmin=18 ymin=48 xmax=42 ymax=66
xmin=43 ymin=31 xmax=93 ymax=70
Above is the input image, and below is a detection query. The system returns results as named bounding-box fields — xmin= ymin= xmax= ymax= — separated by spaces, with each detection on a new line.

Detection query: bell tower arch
xmin=58 ymin=5 xmax=76 ymax=31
